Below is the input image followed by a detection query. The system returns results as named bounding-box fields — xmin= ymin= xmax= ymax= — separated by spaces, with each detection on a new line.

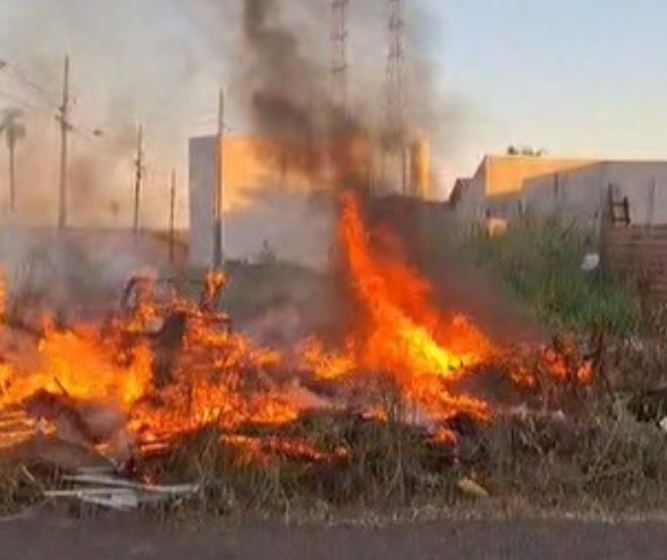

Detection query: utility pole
xmin=133 ymin=124 xmax=144 ymax=236
xmin=57 ymin=55 xmax=70 ymax=230
xmin=169 ymin=169 xmax=176 ymax=263
xmin=212 ymin=88 xmax=225 ymax=269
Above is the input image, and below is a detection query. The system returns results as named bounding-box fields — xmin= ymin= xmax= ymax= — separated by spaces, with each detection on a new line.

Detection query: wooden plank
xmin=603 ymin=230 xmax=667 ymax=242
xmin=62 ymin=474 xmax=199 ymax=495
xmin=605 ymin=241 xmax=667 ymax=251
xmin=78 ymin=493 xmax=139 ymax=511
xmin=45 ymin=479 xmax=199 ymax=511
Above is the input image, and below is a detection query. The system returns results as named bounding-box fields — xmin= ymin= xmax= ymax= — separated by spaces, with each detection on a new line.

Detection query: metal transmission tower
xmin=386 ymin=0 xmax=408 ymax=194
xmin=331 ymin=0 xmax=349 ymax=127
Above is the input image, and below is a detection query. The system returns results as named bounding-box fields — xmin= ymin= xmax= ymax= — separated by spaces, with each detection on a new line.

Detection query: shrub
xmin=466 ymin=222 xmax=640 ymax=335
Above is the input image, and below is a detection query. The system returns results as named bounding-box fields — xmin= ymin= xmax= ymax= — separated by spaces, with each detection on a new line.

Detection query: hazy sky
xmin=435 ymin=0 xmax=667 ymax=175
xmin=1 ymin=0 xmax=667 ymax=199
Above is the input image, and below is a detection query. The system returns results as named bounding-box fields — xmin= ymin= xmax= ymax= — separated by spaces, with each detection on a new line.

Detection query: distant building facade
xmin=451 ymin=155 xmax=594 ymax=225
xmin=522 ymin=161 xmax=667 ymax=228
xmin=188 ymin=134 xmax=432 ymax=268
xmin=452 ymin=154 xmax=667 ymax=232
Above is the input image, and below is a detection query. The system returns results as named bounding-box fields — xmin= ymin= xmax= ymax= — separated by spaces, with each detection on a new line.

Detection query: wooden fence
xmin=601 ymin=224 xmax=667 ymax=296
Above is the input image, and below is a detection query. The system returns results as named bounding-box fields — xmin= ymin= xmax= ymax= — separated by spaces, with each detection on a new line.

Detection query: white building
xmin=188 ymin=135 xmax=336 ymax=270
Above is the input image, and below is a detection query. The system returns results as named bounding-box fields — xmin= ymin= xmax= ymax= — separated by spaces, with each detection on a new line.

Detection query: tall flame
xmin=0 ymin=191 xmax=548 ymax=461
xmin=337 ymin=191 xmax=492 ymax=420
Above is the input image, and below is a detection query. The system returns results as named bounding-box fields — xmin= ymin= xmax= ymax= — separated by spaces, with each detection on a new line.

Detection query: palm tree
xmin=0 ymin=107 xmax=26 ymax=216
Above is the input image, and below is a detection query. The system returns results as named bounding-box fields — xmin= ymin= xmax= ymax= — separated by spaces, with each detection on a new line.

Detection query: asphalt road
xmin=0 ymin=514 xmax=665 ymax=560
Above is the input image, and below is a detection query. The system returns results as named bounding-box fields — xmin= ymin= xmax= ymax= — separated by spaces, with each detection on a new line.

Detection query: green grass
xmin=466 ymin=222 xmax=640 ymax=335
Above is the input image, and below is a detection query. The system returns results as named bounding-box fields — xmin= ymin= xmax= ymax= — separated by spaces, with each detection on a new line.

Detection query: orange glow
xmin=543 ymin=347 xmax=593 ymax=385
xmin=299 ymin=338 xmax=355 ymax=381
xmin=0 ymin=190 xmax=592 ymax=465
xmin=0 ymin=329 xmax=152 ymax=411
xmin=337 ymin=191 xmax=493 ymax=421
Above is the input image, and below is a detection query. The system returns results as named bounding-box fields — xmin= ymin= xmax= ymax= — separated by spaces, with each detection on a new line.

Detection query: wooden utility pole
xmin=57 ymin=55 xmax=70 ymax=230
xmin=133 ymin=124 xmax=144 ymax=236
xmin=212 ymin=88 xmax=225 ymax=268
xmin=169 ymin=169 xmax=176 ymax=263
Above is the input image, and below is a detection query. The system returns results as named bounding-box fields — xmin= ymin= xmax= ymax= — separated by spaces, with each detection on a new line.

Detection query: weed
xmin=466 ymin=222 xmax=640 ymax=335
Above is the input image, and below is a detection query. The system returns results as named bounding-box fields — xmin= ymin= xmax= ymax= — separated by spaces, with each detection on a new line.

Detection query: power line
xmin=0 ymin=89 xmax=48 ymax=114
xmin=0 ymin=55 xmax=104 ymax=142
xmin=0 ymin=58 xmax=57 ymax=105
xmin=0 ymin=90 xmax=101 ymax=141
xmin=0 ymin=59 xmax=53 ymax=101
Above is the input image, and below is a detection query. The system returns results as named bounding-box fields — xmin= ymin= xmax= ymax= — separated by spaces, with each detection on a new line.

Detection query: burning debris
xmin=2 ymin=0 xmax=666 ymax=517
xmin=0 ymin=190 xmax=596 ymax=512
xmin=22 ymin=390 xmax=132 ymax=461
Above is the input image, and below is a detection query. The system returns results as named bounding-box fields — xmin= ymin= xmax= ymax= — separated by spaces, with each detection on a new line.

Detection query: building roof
xmin=474 ymin=155 xmax=596 ymax=196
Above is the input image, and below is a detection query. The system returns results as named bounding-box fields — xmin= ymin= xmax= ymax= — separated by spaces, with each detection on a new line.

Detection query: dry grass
xmin=139 ymin=410 xmax=459 ymax=517
xmin=2 ymin=334 xmax=667 ymax=519
xmin=124 ymin=349 xmax=667 ymax=518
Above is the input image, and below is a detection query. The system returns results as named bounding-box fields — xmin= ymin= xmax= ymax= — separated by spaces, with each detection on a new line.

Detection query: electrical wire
xmin=0 ymin=56 xmax=234 ymax=159
xmin=0 ymin=58 xmax=58 ymax=108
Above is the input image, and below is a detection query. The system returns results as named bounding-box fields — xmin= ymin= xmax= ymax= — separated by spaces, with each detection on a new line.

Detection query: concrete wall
xmin=523 ymin=162 xmax=667 ymax=228
xmin=453 ymin=155 xmax=595 ymax=226
xmin=523 ymin=164 xmax=603 ymax=227
xmin=486 ymin=193 xmax=524 ymax=221
xmin=605 ymin=162 xmax=667 ymax=225
xmin=484 ymin=156 xmax=595 ymax=196
xmin=188 ymin=135 xmax=336 ymax=270
xmin=453 ymin=169 xmax=486 ymax=225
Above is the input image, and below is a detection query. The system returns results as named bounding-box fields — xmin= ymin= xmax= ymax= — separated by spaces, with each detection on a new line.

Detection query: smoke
xmin=240 ymin=0 xmax=323 ymax=140
xmin=233 ymin=0 xmax=372 ymax=194
xmin=224 ymin=187 xmax=335 ymax=269
xmin=0 ymin=0 xmax=224 ymax=228
xmin=0 ymin=0 xmax=462 ymax=284
xmin=233 ymin=0 xmax=461 ymax=195
xmin=0 ymin=0 xmax=457 ymax=212
xmin=0 ymin=227 xmax=175 ymax=328
xmin=0 ymin=0 xmax=215 ymax=306
xmin=23 ymin=389 xmax=133 ymax=461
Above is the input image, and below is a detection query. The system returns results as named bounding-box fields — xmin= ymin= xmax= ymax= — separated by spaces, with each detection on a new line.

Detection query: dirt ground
xmin=2 ymin=514 xmax=666 ymax=560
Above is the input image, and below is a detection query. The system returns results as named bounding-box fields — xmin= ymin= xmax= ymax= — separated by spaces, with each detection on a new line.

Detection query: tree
xmin=0 ymin=107 xmax=26 ymax=216
xmin=506 ymin=145 xmax=546 ymax=157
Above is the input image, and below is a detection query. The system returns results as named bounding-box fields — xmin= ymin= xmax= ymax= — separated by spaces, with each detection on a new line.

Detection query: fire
xmin=0 ymin=328 xmax=152 ymax=411
xmin=337 ymin=191 xmax=493 ymax=421
xmin=299 ymin=338 xmax=355 ymax=381
xmin=0 ymin=190 xmax=591 ymax=470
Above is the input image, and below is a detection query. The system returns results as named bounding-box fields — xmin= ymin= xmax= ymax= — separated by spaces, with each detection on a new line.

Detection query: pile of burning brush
xmin=0 ymin=193 xmax=610 ymax=509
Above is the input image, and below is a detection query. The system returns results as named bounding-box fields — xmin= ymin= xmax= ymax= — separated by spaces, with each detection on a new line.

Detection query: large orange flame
xmin=0 ymin=190 xmax=586 ymax=463
xmin=336 ymin=191 xmax=492 ymax=421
